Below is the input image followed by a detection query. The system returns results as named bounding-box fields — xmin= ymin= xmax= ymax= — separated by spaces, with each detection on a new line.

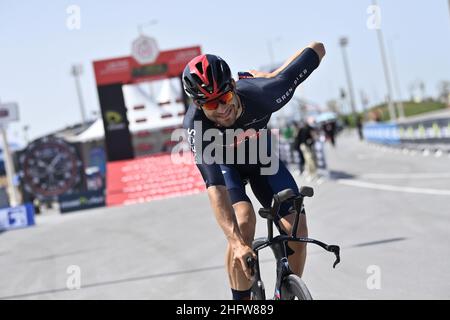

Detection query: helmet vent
xmin=206 ymin=65 xmax=213 ymax=91
xmin=183 ymin=76 xmax=193 ymax=88
xmin=195 ymin=62 xmax=204 ymax=74
xmin=215 ymin=60 xmax=223 ymax=86
xmin=190 ymin=73 xmax=202 ymax=87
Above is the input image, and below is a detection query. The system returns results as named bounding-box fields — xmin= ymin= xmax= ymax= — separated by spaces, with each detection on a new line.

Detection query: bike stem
xmin=268 ymin=198 xmax=282 ymax=241
xmin=267 ymin=218 xmax=273 ymax=241
xmin=291 ymin=196 xmax=304 ymax=238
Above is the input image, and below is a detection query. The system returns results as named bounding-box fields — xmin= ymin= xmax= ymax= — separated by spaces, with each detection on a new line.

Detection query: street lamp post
xmin=388 ymin=39 xmax=405 ymax=119
xmin=71 ymin=64 xmax=87 ymax=127
xmin=360 ymin=90 xmax=370 ymax=112
xmin=0 ymin=125 xmax=19 ymax=206
xmin=0 ymin=99 xmax=20 ymax=207
xmin=339 ymin=37 xmax=358 ymax=123
xmin=372 ymin=0 xmax=397 ymax=121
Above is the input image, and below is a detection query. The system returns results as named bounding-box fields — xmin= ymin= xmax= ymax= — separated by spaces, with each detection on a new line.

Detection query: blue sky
xmin=1 ymin=0 xmax=449 ymax=144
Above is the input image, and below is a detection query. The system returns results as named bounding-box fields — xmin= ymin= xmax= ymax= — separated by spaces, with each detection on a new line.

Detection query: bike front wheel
xmin=280 ymin=274 xmax=313 ymax=300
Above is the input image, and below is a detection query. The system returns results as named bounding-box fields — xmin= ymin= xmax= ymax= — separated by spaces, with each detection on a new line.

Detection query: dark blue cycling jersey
xmin=183 ymin=47 xmax=320 ymax=191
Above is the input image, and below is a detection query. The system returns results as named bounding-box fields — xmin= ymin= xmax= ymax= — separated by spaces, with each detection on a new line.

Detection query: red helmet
xmin=182 ymin=54 xmax=233 ymax=103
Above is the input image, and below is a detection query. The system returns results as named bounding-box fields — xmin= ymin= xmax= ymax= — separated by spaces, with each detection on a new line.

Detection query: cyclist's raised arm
xmin=264 ymin=43 xmax=324 ymax=112
xmin=269 ymin=42 xmax=324 ymax=77
xmin=245 ymin=42 xmax=325 ymax=79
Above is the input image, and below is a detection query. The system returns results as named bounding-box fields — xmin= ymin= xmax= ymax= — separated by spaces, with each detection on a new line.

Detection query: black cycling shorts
xmin=219 ymin=158 xmax=305 ymax=220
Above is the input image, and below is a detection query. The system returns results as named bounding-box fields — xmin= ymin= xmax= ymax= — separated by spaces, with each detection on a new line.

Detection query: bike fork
xmin=273 ymin=257 xmax=290 ymax=300
xmin=251 ymin=250 xmax=266 ymax=300
xmin=270 ymin=241 xmax=292 ymax=300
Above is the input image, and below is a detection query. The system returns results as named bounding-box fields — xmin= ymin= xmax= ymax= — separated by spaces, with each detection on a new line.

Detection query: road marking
xmin=360 ymin=173 xmax=450 ymax=179
xmin=337 ymin=179 xmax=450 ymax=195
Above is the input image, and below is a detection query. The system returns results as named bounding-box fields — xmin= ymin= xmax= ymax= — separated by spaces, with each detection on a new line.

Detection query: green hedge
xmin=370 ymin=101 xmax=447 ymax=122
xmin=338 ymin=101 xmax=447 ymax=127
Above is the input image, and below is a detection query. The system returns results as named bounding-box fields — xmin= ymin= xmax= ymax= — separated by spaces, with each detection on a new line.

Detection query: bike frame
xmin=252 ymin=228 xmax=340 ymax=299
xmin=250 ymin=188 xmax=340 ymax=300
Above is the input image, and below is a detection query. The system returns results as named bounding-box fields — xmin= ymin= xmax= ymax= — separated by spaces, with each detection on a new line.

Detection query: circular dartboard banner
xmin=19 ymin=136 xmax=84 ymax=199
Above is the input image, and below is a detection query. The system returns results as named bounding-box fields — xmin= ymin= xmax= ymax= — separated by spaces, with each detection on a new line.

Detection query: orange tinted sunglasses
xmin=201 ymin=91 xmax=234 ymax=110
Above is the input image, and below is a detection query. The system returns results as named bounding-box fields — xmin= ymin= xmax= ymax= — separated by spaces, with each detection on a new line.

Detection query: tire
xmin=280 ymin=274 xmax=313 ymax=300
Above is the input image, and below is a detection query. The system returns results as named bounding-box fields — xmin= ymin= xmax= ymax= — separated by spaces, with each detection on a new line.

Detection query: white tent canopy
xmin=66 ymin=118 xmax=104 ymax=143
xmin=66 ymin=116 xmax=184 ymax=143
xmin=157 ymin=79 xmax=182 ymax=104
xmin=67 ymin=80 xmax=185 ymax=143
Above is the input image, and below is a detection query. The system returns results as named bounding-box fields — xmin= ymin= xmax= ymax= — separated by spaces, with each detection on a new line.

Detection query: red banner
xmin=106 ymin=152 xmax=205 ymax=206
xmin=93 ymin=46 xmax=201 ymax=86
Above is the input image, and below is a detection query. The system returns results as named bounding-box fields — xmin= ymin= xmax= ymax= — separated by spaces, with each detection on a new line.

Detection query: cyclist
xmin=182 ymin=42 xmax=325 ymax=300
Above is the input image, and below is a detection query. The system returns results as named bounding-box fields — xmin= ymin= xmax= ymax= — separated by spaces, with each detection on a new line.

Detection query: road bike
xmin=247 ymin=187 xmax=340 ymax=300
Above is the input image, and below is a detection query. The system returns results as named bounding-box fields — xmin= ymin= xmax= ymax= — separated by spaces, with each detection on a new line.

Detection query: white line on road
xmin=360 ymin=173 xmax=450 ymax=179
xmin=337 ymin=179 xmax=450 ymax=196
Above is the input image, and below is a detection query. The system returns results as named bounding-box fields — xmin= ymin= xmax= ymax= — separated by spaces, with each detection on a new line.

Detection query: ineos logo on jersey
xmin=187 ymin=128 xmax=196 ymax=154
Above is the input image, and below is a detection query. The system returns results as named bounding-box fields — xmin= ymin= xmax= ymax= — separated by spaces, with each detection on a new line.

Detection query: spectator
xmin=282 ymin=124 xmax=295 ymax=140
xmin=323 ymin=120 xmax=336 ymax=147
xmin=356 ymin=115 xmax=364 ymax=140
xmin=292 ymin=122 xmax=305 ymax=174
xmin=294 ymin=120 xmax=317 ymax=178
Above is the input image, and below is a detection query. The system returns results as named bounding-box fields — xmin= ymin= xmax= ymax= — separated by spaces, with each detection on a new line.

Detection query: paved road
xmin=1 ymin=131 xmax=449 ymax=300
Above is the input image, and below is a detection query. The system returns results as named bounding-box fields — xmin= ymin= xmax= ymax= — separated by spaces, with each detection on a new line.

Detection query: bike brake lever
xmin=326 ymin=245 xmax=341 ymax=269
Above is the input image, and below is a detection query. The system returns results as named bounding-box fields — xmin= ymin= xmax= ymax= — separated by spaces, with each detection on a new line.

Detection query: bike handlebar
xmin=274 ymin=189 xmax=297 ymax=203
xmin=255 ymin=187 xmax=341 ymax=270
xmin=326 ymin=245 xmax=341 ymax=268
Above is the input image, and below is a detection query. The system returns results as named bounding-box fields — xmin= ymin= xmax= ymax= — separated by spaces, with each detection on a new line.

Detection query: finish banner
xmin=94 ymin=46 xmax=201 ymax=162
xmin=93 ymin=46 xmax=201 ymax=86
